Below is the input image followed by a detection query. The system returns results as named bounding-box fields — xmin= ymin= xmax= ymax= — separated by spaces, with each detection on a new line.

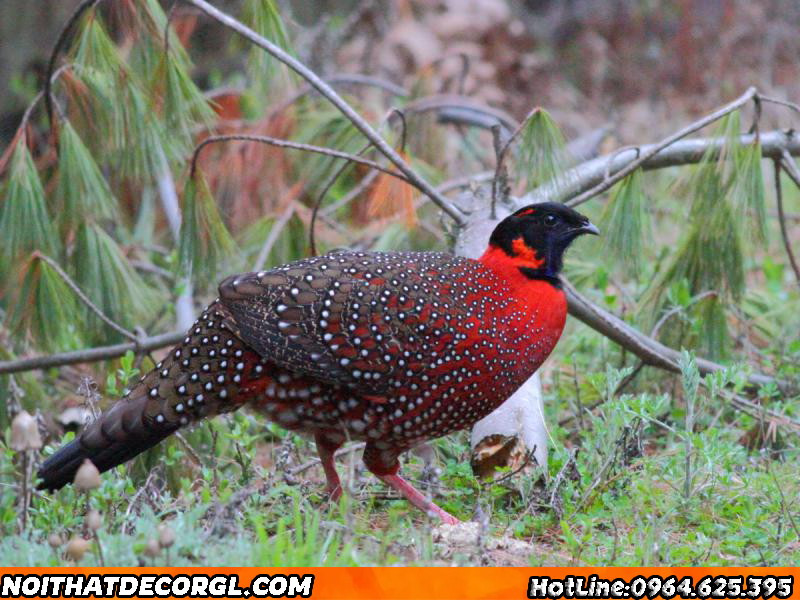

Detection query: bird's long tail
xmin=37 ymin=301 xmax=265 ymax=491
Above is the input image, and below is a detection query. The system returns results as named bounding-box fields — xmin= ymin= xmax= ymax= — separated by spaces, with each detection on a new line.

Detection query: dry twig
xmin=190 ymin=134 xmax=410 ymax=183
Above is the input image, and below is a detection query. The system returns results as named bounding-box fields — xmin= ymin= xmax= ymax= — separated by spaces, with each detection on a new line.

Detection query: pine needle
xmin=179 ymin=172 xmax=239 ymax=284
xmin=73 ymin=223 xmax=158 ymax=341
xmin=56 ymin=121 xmax=118 ymax=228
xmin=601 ymin=168 xmax=647 ymax=275
xmin=730 ymin=138 xmax=767 ymax=242
xmin=242 ymin=0 xmax=293 ymax=88
xmin=161 ymin=54 xmax=216 ymax=156
xmin=0 ymin=138 xmax=59 ymax=267
xmin=10 ymin=255 xmax=83 ymax=352
xmin=517 ymin=109 xmax=570 ymax=190
xmin=72 ymin=14 xmax=124 ymax=76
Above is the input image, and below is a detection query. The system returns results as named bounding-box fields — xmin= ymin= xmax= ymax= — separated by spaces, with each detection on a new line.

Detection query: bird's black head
xmin=488 ymin=202 xmax=599 ymax=285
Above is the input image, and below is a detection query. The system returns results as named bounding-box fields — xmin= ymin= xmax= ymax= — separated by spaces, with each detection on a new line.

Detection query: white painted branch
xmin=454 ymin=203 xmax=548 ymax=473
xmin=156 ymin=151 xmax=194 ymax=331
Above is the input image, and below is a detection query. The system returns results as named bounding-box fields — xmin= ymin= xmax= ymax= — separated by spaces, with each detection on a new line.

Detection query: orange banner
xmin=0 ymin=568 xmax=797 ymax=600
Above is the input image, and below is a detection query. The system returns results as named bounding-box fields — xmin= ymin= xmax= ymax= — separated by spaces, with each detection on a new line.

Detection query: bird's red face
xmin=487 ymin=202 xmax=599 ymax=285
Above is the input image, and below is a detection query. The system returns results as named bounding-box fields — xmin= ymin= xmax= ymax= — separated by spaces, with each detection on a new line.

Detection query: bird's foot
xmin=378 ymin=473 xmax=460 ymax=525
xmin=326 ymin=483 xmax=342 ymax=502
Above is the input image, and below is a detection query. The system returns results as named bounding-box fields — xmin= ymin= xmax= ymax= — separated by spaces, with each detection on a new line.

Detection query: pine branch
xmin=182 ymin=0 xmax=464 ymax=224
xmin=44 ymin=0 xmax=104 ymax=131
xmin=563 ymin=87 xmax=759 ymax=207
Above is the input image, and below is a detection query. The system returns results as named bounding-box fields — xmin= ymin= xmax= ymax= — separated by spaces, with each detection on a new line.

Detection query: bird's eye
xmin=544 ymin=214 xmax=557 ymax=227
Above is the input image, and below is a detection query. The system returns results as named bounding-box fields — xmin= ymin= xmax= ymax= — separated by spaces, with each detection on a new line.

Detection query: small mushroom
xmin=73 ymin=459 xmax=101 ymax=491
xmin=86 ymin=509 xmax=103 ymax=532
xmin=10 ymin=410 xmax=42 ymax=451
xmin=158 ymin=523 xmax=175 ymax=548
xmin=66 ymin=536 xmax=90 ymax=561
xmin=143 ymin=538 xmax=160 ymax=558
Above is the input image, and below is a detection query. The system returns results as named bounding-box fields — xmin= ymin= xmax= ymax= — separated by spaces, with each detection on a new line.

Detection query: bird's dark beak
xmin=575 ymin=221 xmax=600 ymax=237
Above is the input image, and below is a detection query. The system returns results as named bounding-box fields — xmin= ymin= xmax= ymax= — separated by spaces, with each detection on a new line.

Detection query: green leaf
xmin=73 ymin=223 xmax=158 ymax=341
xmin=0 ymin=139 xmax=59 ymax=266
xmin=10 ymin=256 xmax=83 ymax=352
xmin=179 ymin=173 xmax=238 ymax=284
xmin=517 ymin=109 xmax=570 ymax=190
xmin=601 ymin=168 xmax=648 ymax=275
xmin=56 ymin=121 xmax=118 ymax=228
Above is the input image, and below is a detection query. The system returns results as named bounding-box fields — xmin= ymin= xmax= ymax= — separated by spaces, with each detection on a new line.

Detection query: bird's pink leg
xmin=363 ymin=442 xmax=460 ymax=524
xmin=377 ymin=473 xmax=460 ymax=525
xmin=314 ymin=433 xmax=343 ymax=500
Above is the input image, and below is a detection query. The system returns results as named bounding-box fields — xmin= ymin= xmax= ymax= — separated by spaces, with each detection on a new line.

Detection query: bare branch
xmin=758 ymin=95 xmax=800 ymax=117
xmin=190 ymin=134 xmax=410 ymax=183
xmin=0 ymin=331 xmax=184 ymax=376
xmin=183 ymin=0 xmax=464 ymax=224
xmin=309 ymin=141 xmax=372 ymax=256
xmin=774 ymin=157 xmax=800 ymax=286
xmin=402 ymin=94 xmax=518 ymax=135
xmin=491 ymin=106 xmax=540 ymax=215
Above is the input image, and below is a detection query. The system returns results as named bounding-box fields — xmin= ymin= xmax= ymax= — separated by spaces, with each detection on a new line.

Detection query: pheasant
xmin=38 ymin=202 xmax=597 ymax=523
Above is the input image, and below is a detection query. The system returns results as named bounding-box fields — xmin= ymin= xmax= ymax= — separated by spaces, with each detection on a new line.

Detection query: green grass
xmin=2 ymin=309 xmax=798 ymax=566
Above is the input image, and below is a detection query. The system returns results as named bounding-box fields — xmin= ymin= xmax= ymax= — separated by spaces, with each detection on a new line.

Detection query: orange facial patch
xmin=511 ymin=237 xmax=545 ymax=268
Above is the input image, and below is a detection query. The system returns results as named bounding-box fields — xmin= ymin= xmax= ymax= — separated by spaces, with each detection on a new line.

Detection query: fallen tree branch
xmin=455 ymin=205 xmax=789 ymax=396
xmin=183 ymin=0 xmax=464 ymax=224
xmin=525 ymin=129 xmax=800 ymax=206
xmin=562 ymin=279 xmax=787 ymax=393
